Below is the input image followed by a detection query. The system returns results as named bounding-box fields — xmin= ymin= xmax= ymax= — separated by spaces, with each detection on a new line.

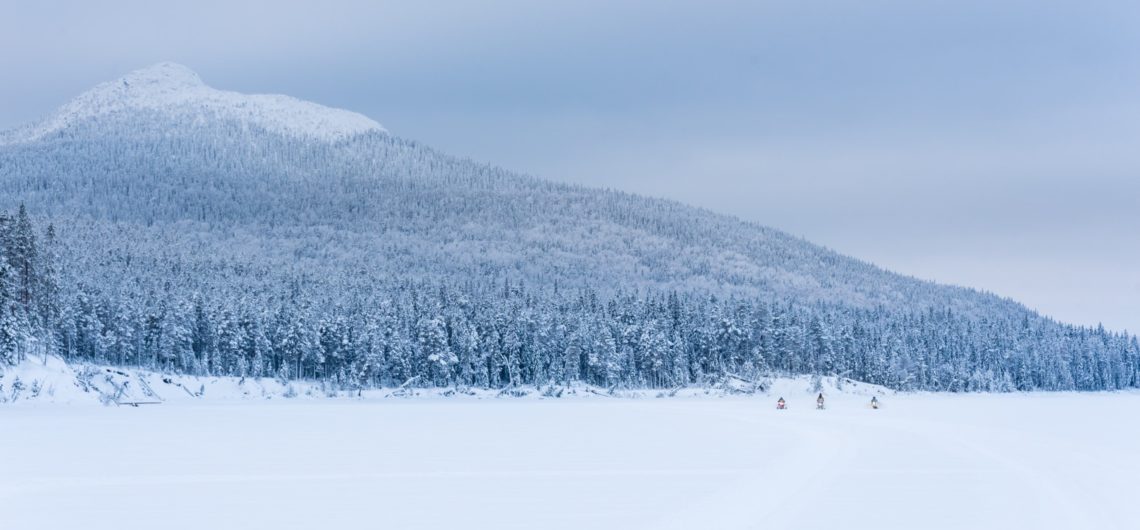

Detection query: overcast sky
xmin=2 ymin=0 xmax=1139 ymax=332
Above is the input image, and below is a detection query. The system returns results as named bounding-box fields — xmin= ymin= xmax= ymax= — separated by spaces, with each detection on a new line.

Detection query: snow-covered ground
xmin=3 ymin=379 xmax=1137 ymax=530
xmin=0 ymin=355 xmax=804 ymax=404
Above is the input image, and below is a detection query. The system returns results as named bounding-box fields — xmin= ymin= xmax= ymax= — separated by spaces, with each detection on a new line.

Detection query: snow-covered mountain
xmin=1 ymin=62 xmax=384 ymax=145
xmin=0 ymin=64 xmax=1136 ymax=392
xmin=0 ymin=65 xmax=987 ymax=311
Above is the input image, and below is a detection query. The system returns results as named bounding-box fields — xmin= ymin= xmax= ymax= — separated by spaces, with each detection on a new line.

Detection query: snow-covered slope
xmin=0 ymin=63 xmax=1027 ymax=313
xmin=1 ymin=62 xmax=384 ymax=144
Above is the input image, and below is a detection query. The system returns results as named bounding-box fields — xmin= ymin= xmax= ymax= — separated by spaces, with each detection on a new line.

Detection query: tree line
xmin=3 ymin=205 xmax=1137 ymax=392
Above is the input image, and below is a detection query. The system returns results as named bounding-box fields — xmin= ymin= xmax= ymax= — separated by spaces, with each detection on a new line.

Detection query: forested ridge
xmin=2 ymin=200 xmax=1136 ymax=392
xmin=1 ymin=66 xmax=1137 ymax=392
xmin=2 ymin=204 xmax=1140 ymax=392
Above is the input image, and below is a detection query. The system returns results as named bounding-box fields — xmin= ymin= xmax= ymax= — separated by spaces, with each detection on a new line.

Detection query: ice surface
xmin=2 ymin=378 xmax=1136 ymax=530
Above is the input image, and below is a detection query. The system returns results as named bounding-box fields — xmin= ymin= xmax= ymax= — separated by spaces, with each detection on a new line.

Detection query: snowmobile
xmin=816 ymin=393 xmax=825 ymax=410
xmin=776 ymin=397 xmax=786 ymax=410
xmin=870 ymin=396 xmax=880 ymax=410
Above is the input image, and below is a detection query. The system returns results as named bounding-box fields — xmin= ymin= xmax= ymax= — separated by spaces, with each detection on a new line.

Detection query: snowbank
xmin=0 ymin=355 xmax=328 ymax=406
xmin=0 ymin=355 xmax=893 ymax=406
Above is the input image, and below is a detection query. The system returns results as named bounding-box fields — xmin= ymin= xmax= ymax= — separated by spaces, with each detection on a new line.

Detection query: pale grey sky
xmin=2 ymin=0 xmax=1138 ymax=332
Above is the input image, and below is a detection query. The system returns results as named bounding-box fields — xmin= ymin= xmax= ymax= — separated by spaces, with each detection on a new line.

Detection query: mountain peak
xmin=67 ymin=62 xmax=208 ymax=109
xmin=4 ymin=62 xmax=385 ymax=144
xmin=115 ymin=62 xmax=206 ymax=91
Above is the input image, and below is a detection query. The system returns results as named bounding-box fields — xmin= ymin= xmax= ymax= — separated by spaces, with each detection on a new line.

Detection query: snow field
xmin=3 ymin=390 xmax=1138 ymax=530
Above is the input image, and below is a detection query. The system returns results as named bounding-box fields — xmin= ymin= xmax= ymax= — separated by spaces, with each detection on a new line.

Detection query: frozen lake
xmin=3 ymin=392 xmax=1138 ymax=530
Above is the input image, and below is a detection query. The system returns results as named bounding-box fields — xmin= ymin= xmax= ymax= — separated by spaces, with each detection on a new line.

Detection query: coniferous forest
xmin=1 ymin=69 xmax=1138 ymax=393
xmin=2 ymin=202 xmax=1136 ymax=392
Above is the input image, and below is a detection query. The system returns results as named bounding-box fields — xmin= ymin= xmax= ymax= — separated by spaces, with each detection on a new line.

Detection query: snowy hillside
xmin=1 ymin=63 xmax=384 ymax=144
xmin=0 ymin=64 xmax=1136 ymax=393
xmin=0 ymin=63 xmax=1004 ymax=312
